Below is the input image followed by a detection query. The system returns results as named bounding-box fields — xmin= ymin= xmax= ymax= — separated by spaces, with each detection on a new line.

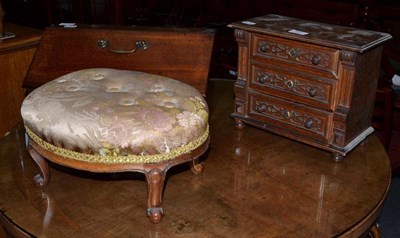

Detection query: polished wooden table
xmin=0 ymin=79 xmax=391 ymax=237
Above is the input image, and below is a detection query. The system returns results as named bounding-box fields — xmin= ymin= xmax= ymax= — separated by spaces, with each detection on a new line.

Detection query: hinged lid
xmin=228 ymin=14 xmax=392 ymax=53
xmin=24 ymin=25 xmax=215 ymax=94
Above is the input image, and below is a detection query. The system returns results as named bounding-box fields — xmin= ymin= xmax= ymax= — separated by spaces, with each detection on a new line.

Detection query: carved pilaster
xmin=235 ymin=29 xmax=249 ymax=82
xmin=233 ymin=29 xmax=249 ymax=118
xmin=337 ymin=50 xmax=357 ymax=108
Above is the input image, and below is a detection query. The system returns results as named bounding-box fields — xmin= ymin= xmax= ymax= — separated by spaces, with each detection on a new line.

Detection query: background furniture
xmin=0 ymin=79 xmax=391 ymax=237
xmin=0 ymin=23 xmax=41 ymax=137
xmin=2 ymin=0 xmax=400 ymax=79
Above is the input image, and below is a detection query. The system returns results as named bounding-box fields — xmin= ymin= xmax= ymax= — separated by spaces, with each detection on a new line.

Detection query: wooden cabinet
xmin=0 ymin=24 xmax=41 ymax=137
xmin=229 ymin=14 xmax=392 ymax=160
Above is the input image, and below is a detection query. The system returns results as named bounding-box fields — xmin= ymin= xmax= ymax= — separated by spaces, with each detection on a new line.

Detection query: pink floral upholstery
xmin=21 ymin=68 xmax=209 ymax=162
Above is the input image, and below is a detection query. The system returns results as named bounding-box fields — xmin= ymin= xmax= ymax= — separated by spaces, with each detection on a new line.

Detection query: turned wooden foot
xmin=190 ymin=158 xmax=204 ymax=175
xmin=234 ymin=118 xmax=245 ymax=129
xmin=147 ymin=207 xmax=164 ymax=224
xmin=28 ymin=144 xmax=49 ymax=187
xmin=145 ymin=169 xmax=166 ymax=224
xmin=331 ymin=152 xmax=344 ymax=162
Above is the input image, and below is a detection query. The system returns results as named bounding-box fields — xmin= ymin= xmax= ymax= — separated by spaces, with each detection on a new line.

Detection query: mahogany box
xmin=23 ymin=25 xmax=215 ymax=94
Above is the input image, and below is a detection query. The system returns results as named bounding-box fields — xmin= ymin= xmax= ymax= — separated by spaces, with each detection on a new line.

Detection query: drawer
xmin=248 ymin=92 xmax=332 ymax=141
xmin=252 ymin=34 xmax=339 ymax=77
xmin=250 ymin=63 xmax=336 ymax=110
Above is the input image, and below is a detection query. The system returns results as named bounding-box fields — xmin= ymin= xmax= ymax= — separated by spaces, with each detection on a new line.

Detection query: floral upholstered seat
xmin=21 ymin=68 xmax=209 ymax=164
xmin=21 ymin=68 xmax=210 ymax=223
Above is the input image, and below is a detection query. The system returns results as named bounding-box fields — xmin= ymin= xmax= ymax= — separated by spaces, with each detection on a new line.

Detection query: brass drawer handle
xmin=259 ymin=43 xmax=267 ymax=53
xmin=97 ymin=39 xmax=149 ymax=54
xmin=311 ymin=55 xmax=321 ymax=65
xmin=258 ymin=74 xmax=268 ymax=84
xmin=304 ymin=119 xmax=314 ymax=129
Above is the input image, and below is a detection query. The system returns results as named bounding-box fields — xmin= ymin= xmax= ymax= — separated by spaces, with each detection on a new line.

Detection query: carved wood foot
xmin=190 ymin=158 xmax=204 ymax=175
xmin=147 ymin=207 xmax=164 ymax=224
xmin=145 ymin=168 xmax=166 ymax=224
xmin=234 ymin=119 xmax=245 ymax=129
xmin=28 ymin=144 xmax=49 ymax=187
xmin=331 ymin=152 xmax=344 ymax=162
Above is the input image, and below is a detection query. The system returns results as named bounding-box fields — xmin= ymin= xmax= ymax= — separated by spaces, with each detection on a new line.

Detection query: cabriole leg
xmin=145 ymin=168 xmax=166 ymax=224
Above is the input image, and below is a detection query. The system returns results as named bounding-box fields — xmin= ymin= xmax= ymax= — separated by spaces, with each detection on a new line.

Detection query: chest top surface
xmin=228 ymin=14 xmax=392 ymax=53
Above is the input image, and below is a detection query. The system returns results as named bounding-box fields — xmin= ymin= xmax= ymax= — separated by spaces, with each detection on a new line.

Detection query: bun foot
xmin=331 ymin=152 xmax=344 ymax=162
xmin=147 ymin=207 xmax=164 ymax=224
xmin=234 ymin=119 xmax=245 ymax=129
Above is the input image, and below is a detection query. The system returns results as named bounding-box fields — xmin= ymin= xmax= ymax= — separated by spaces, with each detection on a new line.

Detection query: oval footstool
xmin=21 ymin=68 xmax=210 ymax=223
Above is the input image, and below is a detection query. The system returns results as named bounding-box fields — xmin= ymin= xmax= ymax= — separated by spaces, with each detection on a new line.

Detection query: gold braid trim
xmin=25 ymin=125 xmax=209 ymax=164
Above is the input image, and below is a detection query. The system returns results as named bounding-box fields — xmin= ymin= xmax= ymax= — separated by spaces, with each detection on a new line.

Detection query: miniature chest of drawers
xmin=228 ymin=14 xmax=392 ymax=161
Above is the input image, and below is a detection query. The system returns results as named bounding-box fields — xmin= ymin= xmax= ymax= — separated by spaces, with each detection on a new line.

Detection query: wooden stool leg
xmin=190 ymin=158 xmax=204 ymax=175
xmin=145 ymin=168 xmax=166 ymax=224
xmin=28 ymin=144 xmax=49 ymax=187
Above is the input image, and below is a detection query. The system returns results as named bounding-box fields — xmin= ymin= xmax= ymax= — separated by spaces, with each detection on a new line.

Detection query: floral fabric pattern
xmin=21 ymin=68 xmax=209 ymax=157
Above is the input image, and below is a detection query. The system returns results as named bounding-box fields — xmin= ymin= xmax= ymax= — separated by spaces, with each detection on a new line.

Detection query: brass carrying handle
xmin=97 ymin=39 xmax=149 ymax=54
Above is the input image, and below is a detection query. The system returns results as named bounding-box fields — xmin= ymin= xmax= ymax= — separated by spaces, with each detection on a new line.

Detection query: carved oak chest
xmin=228 ymin=14 xmax=392 ymax=160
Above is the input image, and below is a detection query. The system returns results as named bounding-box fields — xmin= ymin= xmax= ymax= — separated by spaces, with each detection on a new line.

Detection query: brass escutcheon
xmin=283 ymin=110 xmax=291 ymax=119
xmin=286 ymin=80 xmax=294 ymax=89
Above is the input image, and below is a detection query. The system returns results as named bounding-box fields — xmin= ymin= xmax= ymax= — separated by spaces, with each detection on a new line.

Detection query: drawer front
xmin=252 ymin=34 xmax=339 ymax=76
xmin=249 ymin=92 xmax=332 ymax=141
xmin=250 ymin=64 xmax=336 ymax=110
